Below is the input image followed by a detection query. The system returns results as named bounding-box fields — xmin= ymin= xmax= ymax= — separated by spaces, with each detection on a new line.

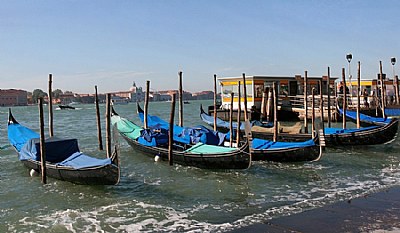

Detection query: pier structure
xmin=213 ymin=75 xmax=339 ymax=121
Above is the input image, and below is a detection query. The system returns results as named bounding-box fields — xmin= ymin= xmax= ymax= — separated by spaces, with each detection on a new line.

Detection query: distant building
xmin=192 ymin=91 xmax=215 ymax=100
xmin=109 ymin=82 xmax=145 ymax=102
xmin=157 ymin=90 xmax=193 ymax=101
xmin=129 ymin=82 xmax=144 ymax=102
xmin=78 ymin=94 xmax=97 ymax=104
xmin=53 ymin=92 xmax=76 ymax=104
xmin=0 ymin=89 xmax=28 ymax=106
xmin=152 ymin=93 xmax=171 ymax=101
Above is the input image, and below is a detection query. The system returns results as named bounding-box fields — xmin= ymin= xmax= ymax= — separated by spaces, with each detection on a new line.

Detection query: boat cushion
xmin=111 ymin=115 xmax=142 ymax=139
xmin=56 ymin=152 xmax=112 ymax=169
xmin=184 ymin=142 xmax=237 ymax=154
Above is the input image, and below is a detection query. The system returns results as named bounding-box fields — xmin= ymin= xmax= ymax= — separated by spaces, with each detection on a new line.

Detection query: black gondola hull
xmin=21 ymin=160 xmax=119 ymax=185
xmin=324 ymin=118 xmax=398 ymax=146
xmin=249 ymin=119 xmax=398 ymax=146
xmin=121 ymin=134 xmax=251 ymax=170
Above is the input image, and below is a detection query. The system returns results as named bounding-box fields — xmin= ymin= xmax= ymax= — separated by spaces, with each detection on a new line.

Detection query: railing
xmin=284 ymin=95 xmax=337 ymax=110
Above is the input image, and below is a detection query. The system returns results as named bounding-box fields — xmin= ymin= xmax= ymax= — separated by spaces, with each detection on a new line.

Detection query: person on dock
xmin=251 ymin=105 xmax=261 ymax=121
xmin=363 ymin=89 xmax=369 ymax=108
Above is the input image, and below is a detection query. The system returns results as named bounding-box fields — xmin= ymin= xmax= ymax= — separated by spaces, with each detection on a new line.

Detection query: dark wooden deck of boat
xmin=230 ymin=186 xmax=400 ymax=233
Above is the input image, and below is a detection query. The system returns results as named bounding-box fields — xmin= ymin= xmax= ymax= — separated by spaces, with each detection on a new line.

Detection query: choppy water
xmin=0 ymin=100 xmax=399 ymax=232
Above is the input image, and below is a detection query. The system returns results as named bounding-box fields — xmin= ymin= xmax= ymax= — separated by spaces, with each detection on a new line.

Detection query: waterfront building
xmin=0 ymin=89 xmax=28 ymax=106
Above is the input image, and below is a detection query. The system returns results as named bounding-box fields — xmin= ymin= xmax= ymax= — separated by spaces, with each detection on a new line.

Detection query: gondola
xmin=111 ymin=108 xmax=251 ymax=169
xmin=7 ymin=109 xmax=120 ymax=185
xmin=138 ymin=104 xmax=322 ymax=162
xmin=323 ymin=120 xmax=398 ymax=146
xmin=200 ymin=104 xmax=399 ymax=146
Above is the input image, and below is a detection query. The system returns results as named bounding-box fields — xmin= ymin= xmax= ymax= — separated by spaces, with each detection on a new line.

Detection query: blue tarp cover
xmin=338 ymin=108 xmax=392 ymax=125
xmin=138 ymin=111 xmax=225 ymax=146
xmin=252 ymin=138 xmax=315 ymax=150
xmin=10 ymin=122 xmax=112 ymax=169
xmin=8 ymin=123 xmax=39 ymax=152
xmin=19 ymin=138 xmax=112 ymax=169
xmin=137 ymin=128 xmax=169 ymax=146
xmin=384 ymin=108 xmax=400 ymax=117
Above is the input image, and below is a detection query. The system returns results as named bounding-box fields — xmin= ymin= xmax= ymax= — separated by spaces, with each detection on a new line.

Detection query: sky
xmin=1 ymin=0 xmax=400 ymax=94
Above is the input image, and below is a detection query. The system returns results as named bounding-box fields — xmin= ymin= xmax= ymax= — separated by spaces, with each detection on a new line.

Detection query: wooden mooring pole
xmin=273 ymin=82 xmax=278 ymax=142
xmin=229 ymin=92 xmax=234 ymax=147
xmin=311 ymin=87 xmax=315 ymax=138
xmin=95 ymin=86 xmax=103 ymax=150
xmin=144 ymin=80 xmax=150 ymax=129
xmin=356 ymin=61 xmax=361 ymax=128
xmin=395 ymin=75 xmax=399 ymax=105
xmin=379 ymin=61 xmax=386 ymax=118
xmin=342 ymin=68 xmax=347 ymax=129
xmin=319 ymin=80 xmax=325 ymax=135
xmin=38 ymin=98 xmax=47 ymax=184
xmin=304 ymin=71 xmax=309 ymax=133
xmin=105 ymin=94 xmax=112 ymax=158
xmin=242 ymin=73 xmax=248 ymax=121
xmin=178 ymin=71 xmax=183 ymax=127
xmin=236 ymin=81 xmax=241 ymax=147
xmin=48 ymin=74 xmax=54 ymax=137
xmin=261 ymin=91 xmax=267 ymax=119
xmin=266 ymin=89 xmax=273 ymax=122
xmin=168 ymin=93 xmax=176 ymax=166
xmin=213 ymin=74 xmax=217 ymax=131
xmin=327 ymin=67 xmax=331 ymax=127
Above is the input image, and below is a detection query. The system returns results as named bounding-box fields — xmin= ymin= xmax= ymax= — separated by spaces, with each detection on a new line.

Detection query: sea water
xmin=0 ymin=100 xmax=399 ymax=232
